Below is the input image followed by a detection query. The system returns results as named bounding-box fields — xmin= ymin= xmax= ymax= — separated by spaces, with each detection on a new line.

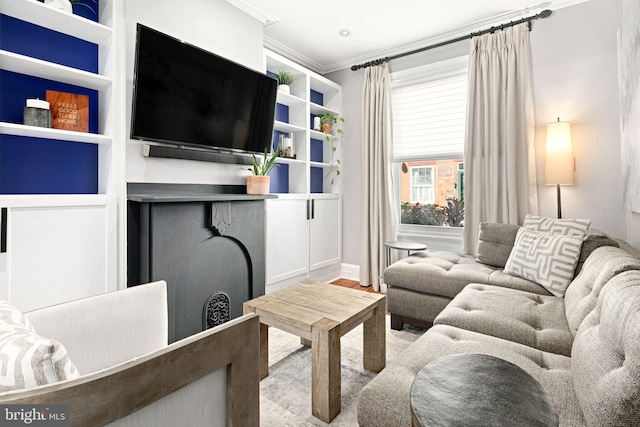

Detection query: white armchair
xmin=0 ymin=281 xmax=260 ymax=426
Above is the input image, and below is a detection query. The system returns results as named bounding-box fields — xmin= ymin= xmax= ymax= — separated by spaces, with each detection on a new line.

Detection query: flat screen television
xmin=130 ymin=24 xmax=277 ymax=156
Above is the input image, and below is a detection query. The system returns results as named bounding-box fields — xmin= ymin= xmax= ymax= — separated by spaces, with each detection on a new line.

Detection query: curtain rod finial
xmin=539 ymin=9 xmax=553 ymax=18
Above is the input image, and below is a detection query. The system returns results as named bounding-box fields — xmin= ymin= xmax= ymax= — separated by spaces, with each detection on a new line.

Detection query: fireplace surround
xmin=127 ymin=183 xmax=274 ymax=343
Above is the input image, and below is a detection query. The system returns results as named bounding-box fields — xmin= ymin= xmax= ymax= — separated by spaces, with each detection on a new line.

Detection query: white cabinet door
xmin=309 ymin=195 xmax=341 ymax=271
xmin=265 ymin=198 xmax=310 ymax=285
xmin=0 ymin=196 xmax=117 ymax=312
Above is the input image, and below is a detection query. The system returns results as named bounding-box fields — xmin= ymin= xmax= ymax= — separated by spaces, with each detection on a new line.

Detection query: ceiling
xmin=227 ymin=0 xmax=590 ymax=74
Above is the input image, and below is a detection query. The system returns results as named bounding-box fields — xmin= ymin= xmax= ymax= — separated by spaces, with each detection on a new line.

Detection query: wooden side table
xmin=384 ymin=240 xmax=427 ymax=268
xmin=410 ymin=353 xmax=558 ymax=426
xmin=243 ymin=282 xmax=386 ymax=423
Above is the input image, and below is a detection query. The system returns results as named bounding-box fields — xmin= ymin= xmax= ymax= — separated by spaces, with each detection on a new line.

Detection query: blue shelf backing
xmin=0 ymin=15 xmax=98 ymax=73
xmin=0 ymin=13 xmax=100 ymax=195
xmin=71 ymin=2 xmax=100 ymax=22
xmin=310 ymin=89 xmax=323 ymax=106
xmin=268 ymin=163 xmax=289 ymax=193
xmin=310 ymin=167 xmax=323 ymax=193
xmin=0 ymin=71 xmax=98 ymax=130
xmin=310 ymin=138 xmax=323 ymax=163
xmin=0 ymin=134 xmax=98 ymax=194
xmin=275 ymin=103 xmax=289 ymax=123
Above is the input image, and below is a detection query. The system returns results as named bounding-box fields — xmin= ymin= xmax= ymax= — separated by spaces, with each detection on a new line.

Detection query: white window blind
xmin=391 ymin=57 xmax=468 ymax=162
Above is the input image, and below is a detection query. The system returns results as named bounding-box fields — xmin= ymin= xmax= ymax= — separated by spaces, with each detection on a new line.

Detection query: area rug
xmin=260 ymin=316 xmax=425 ymax=426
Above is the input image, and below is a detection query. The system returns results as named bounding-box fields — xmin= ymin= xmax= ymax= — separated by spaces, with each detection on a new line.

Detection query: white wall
xmin=124 ymin=0 xmax=264 ymax=185
xmin=328 ymin=0 xmax=634 ymax=266
xmin=530 ymin=0 xmax=625 ymax=238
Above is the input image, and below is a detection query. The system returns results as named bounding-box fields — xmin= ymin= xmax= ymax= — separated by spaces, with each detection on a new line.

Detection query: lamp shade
xmin=544 ymin=120 xmax=574 ymax=185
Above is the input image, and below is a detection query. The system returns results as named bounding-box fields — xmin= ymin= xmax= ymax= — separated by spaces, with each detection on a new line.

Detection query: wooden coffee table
xmin=243 ymin=282 xmax=386 ymax=423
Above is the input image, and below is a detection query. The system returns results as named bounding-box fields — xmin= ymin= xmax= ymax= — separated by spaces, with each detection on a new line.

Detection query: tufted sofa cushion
xmin=571 ymin=270 xmax=640 ymax=426
xmin=384 ymin=250 xmax=551 ymax=299
xmin=475 ymin=222 xmax=521 ymax=267
xmin=433 ymin=284 xmax=573 ymax=356
xmin=357 ymin=324 xmax=584 ymax=427
xmin=564 ymin=246 xmax=640 ymax=335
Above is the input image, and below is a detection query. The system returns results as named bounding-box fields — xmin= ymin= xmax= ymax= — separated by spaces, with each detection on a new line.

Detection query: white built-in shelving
xmin=0 ymin=0 xmax=121 ymax=190
xmin=263 ymin=50 xmax=343 ymax=289
xmin=265 ymin=49 xmax=342 ymax=196
xmin=0 ymin=0 xmax=124 ymax=306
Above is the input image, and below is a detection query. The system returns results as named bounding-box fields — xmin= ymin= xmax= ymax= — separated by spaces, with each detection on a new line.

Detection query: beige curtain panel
xmin=463 ymin=23 xmax=538 ymax=255
xmin=360 ymin=64 xmax=398 ymax=291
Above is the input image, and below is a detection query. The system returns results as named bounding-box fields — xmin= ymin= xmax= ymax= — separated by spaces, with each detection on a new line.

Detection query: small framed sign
xmin=46 ymin=90 xmax=89 ymax=132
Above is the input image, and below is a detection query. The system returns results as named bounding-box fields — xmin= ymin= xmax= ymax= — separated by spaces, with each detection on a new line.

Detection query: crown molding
xmin=263 ymin=36 xmax=326 ymax=74
xmin=267 ymin=0 xmax=592 ymax=75
xmin=226 ymin=0 xmax=279 ymax=26
xmin=325 ymin=2 xmax=555 ymax=73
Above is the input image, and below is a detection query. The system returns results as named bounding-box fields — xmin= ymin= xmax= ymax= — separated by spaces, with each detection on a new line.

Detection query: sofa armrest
xmin=0 ymin=313 xmax=260 ymax=427
xmin=25 ymin=281 xmax=168 ymax=374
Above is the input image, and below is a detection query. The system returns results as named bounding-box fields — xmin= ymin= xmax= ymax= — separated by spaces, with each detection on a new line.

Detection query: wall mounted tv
xmin=130 ymin=24 xmax=277 ymax=157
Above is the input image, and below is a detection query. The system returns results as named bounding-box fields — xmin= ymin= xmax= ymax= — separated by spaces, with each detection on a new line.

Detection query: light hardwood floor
xmin=331 ymin=278 xmax=382 ymax=294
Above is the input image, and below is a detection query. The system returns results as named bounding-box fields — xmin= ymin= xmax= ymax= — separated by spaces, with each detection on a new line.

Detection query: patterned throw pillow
xmin=504 ymin=228 xmax=584 ymax=297
xmin=523 ymin=214 xmax=591 ymax=239
xmin=0 ymin=301 xmax=80 ymax=391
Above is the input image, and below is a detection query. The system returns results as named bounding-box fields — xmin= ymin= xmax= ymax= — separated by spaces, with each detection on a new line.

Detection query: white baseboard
xmin=340 ymin=263 xmax=360 ymax=282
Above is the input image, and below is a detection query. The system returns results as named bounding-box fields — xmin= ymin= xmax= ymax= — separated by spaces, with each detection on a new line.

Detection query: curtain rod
xmin=350 ymin=9 xmax=553 ymax=71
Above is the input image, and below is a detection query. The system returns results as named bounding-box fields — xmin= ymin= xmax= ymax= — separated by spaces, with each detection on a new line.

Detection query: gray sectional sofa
xmin=358 ymin=223 xmax=640 ymax=426
xmin=385 ymin=223 xmax=637 ymax=329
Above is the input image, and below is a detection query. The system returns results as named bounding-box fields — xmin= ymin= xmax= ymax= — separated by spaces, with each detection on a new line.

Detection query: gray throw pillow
xmin=475 ymin=222 xmax=521 ymax=268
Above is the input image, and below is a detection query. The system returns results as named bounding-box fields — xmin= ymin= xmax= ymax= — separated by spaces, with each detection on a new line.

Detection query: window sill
xmin=397 ymin=224 xmax=463 ymax=252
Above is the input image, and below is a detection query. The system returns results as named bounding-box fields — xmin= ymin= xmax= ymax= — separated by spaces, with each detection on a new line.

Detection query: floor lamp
xmin=544 ymin=119 xmax=574 ymax=219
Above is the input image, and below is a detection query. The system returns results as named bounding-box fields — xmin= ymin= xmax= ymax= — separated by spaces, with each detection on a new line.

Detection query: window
xmin=391 ymin=56 xmax=468 ymax=228
xmin=410 ymin=166 xmax=434 ymax=204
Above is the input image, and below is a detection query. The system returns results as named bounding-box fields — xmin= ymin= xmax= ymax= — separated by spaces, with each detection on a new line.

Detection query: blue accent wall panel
xmin=268 ymin=164 xmax=289 ymax=193
xmin=310 ymin=167 xmax=323 ymax=193
xmin=275 ymin=103 xmax=289 ymax=123
xmin=310 ymin=90 xmax=324 ymax=106
xmin=310 ymin=138 xmax=323 ymax=163
xmin=0 ymin=16 xmax=98 ymax=73
xmin=0 ymin=135 xmax=98 ymax=194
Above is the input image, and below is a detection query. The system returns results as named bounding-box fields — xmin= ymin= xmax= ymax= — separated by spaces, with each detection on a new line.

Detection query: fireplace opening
xmin=127 ymin=189 xmax=267 ymax=344
xmin=174 ymin=234 xmax=251 ymax=341
xmin=204 ymin=292 xmax=230 ymax=329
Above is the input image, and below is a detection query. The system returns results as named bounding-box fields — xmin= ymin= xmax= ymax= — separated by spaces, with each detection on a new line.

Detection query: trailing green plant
xmin=317 ymin=112 xmax=342 ymax=126
xmin=317 ymin=113 xmax=344 ymax=185
xmin=275 ymin=71 xmax=295 ymax=86
xmin=249 ymin=145 xmax=280 ymax=176
xmin=70 ymin=0 xmax=98 ymax=15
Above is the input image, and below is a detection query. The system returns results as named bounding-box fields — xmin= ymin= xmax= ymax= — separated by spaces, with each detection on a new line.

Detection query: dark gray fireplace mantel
xmin=127 ymin=182 xmax=277 ymax=203
xmin=127 ymin=183 xmax=274 ymax=343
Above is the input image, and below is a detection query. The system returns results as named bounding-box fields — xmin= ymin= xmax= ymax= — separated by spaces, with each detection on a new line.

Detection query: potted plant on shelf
xmin=317 ymin=112 xmax=341 ymax=134
xmin=316 ymin=113 xmax=345 ymax=185
xmin=275 ymin=71 xmax=295 ymax=95
xmin=247 ymin=145 xmax=279 ymax=195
